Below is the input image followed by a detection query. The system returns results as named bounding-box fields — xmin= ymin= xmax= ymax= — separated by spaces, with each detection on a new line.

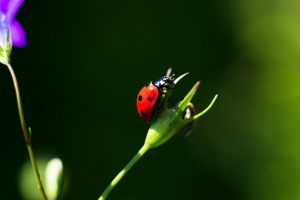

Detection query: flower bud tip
xmin=174 ymin=72 xmax=189 ymax=84
xmin=194 ymin=81 xmax=201 ymax=89
xmin=166 ymin=68 xmax=172 ymax=76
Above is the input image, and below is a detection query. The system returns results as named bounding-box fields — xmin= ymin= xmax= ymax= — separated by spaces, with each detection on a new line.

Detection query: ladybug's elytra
xmin=136 ymin=76 xmax=174 ymax=123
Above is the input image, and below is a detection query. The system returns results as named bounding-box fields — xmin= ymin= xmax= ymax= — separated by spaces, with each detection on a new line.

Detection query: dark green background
xmin=1 ymin=0 xmax=300 ymax=199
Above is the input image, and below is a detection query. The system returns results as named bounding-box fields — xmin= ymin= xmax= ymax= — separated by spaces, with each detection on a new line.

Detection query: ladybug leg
xmin=157 ymin=101 xmax=164 ymax=111
xmin=161 ymin=85 xmax=173 ymax=94
xmin=157 ymin=109 xmax=161 ymax=118
xmin=156 ymin=102 xmax=165 ymax=118
xmin=163 ymin=85 xmax=173 ymax=90
xmin=161 ymin=85 xmax=174 ymax=102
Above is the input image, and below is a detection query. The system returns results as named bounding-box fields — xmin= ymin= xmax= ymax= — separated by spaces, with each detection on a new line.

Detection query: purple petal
xmin=7 ymin=0 xmax=24 ymax=21
xmin=10 ymin=20 xmax=26 ymax=47
xmin=0 ymin=0 xmax=9 ymax=13
xmin=0 ymin=9 xmax=10 ymax=49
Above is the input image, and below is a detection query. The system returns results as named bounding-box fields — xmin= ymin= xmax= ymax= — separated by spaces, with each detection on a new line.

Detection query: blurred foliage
xmin=1 ymin=0 xmax=300 ymax=199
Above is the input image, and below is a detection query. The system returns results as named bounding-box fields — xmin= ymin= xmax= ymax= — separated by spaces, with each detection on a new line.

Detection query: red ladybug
xmin=136 ymin=76 xmax=174 ymax=122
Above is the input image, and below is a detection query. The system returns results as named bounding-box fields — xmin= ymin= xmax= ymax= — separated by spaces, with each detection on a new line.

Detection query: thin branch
xmin=6 ymin=63 xmax=48 ymax=200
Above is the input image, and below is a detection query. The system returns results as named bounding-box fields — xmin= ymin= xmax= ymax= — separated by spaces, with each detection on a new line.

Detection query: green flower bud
xmin=144 ymin=73 xmax=218 ymax=149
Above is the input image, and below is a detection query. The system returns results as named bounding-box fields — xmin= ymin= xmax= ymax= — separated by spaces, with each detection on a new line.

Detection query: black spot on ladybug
xmin=147 ymin=97 xmax=153 ymax=101
xmin=141 ymin=111 xmax=146 ymax=116
xmin=138 ymin=95 xmax=143 ymax=101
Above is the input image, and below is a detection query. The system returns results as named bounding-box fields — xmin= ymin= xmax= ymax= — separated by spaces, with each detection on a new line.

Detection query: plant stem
xmin=6 ymin=63 xmax=48 ymax=200
xmin=99 ymin=144 xmax=150 ymax=200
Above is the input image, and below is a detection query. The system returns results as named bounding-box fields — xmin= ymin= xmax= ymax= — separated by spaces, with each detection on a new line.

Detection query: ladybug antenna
xmin=174 ymin=72 xmax=189 ymax=84
xmin=166 ymin=68 xmax=172 ymax=76
xmin=170 ymin=74 xmax=176 ymax=80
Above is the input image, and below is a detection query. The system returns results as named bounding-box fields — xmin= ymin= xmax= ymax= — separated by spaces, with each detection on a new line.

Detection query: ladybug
xmin=136 ymin=76 xmax=175 ymax=123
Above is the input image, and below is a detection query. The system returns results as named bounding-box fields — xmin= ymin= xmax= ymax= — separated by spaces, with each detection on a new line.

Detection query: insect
xmin=136 ymin=76 xmax=175 ymax=123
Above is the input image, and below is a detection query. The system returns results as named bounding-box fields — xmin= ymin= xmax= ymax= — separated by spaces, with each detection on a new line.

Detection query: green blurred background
xmin=1 ymin=0 xmax=300 ymax=199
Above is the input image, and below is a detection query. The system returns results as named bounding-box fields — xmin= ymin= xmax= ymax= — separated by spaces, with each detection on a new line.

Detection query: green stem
xmin=6 ymin=63 xmax=48 ymax=200
xmin=99 ymin=144 xmax=150 ymax=200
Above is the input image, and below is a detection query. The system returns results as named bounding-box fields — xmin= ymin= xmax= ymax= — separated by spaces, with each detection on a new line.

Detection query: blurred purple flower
xmin=0 ymin=0 xmax=26 ymax=47
xmin=0 ymin=0 xmax=11 ymax=64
